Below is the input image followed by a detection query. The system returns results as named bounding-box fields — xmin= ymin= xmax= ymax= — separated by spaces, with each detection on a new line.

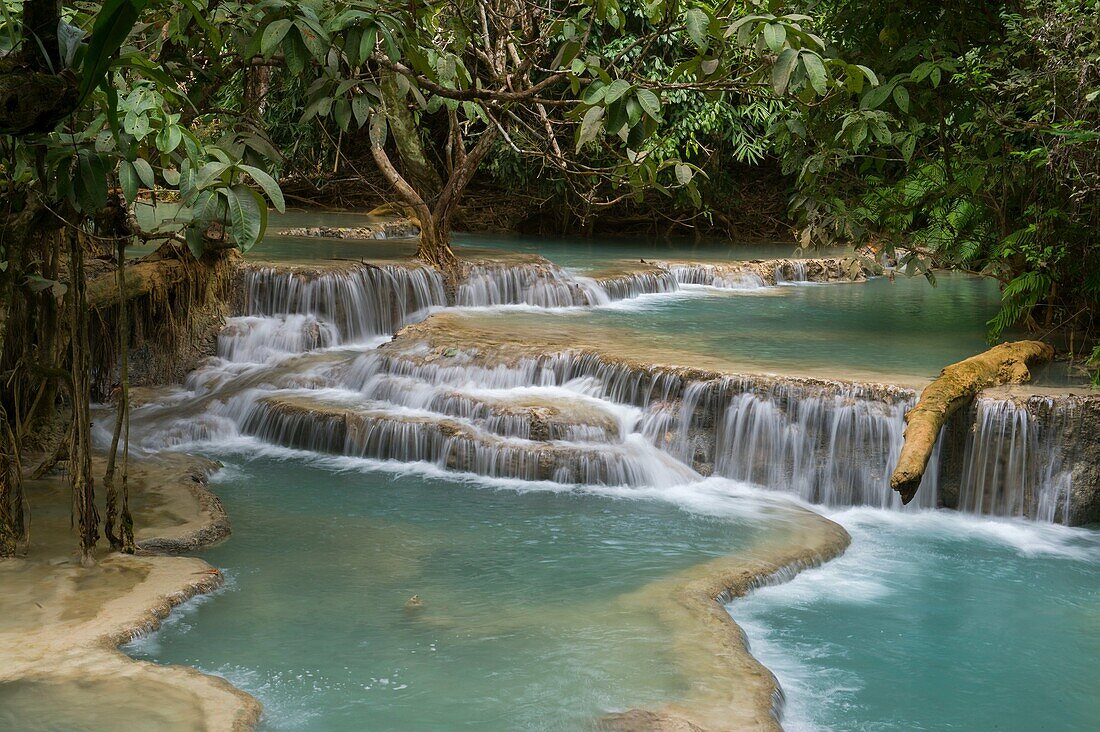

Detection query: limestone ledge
xmin=0 ymin=453 xmax=262 ymax=731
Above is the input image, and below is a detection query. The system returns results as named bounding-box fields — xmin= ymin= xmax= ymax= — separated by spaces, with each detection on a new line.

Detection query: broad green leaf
xmin=684 ymin=8 xmax=710 ymax=51
xmin=801 ymin=52 xmax=828 ymax=96
xmin=194 ymin=161 xmax=230 ymax=190
xmin=156 ymin=123 xmax=182 ymax=153
xmin=369 ymin=114 xmax=388 ymax=147
xmin=771 ymin=48 xmax=798 ymax=95
xmin=635 ymin=88 xmax=661 ymax=119
xmin=240 ymin=164 xmax=285 ymax=213
xmin=892 ymin=85 xmax=910 ymax=113
xmin=360 ymin=26 xmax=377 ymax=61
xmin=119 ymin=160 xmax=138 ymax=203
xmin=861 ymin=82 xmax=895 ymax=109
xmin=675 ymin=163 xmax=692 ymax=185
xmin=334 ymin=98 xmax=352 ymax=130
xmin=763 ymin=23 xmax=786 ymax=53
xmin=133 ymin=157 xmax=155 ymax=188
xmin=227 ymin=184 xmax=263 ymax=251
xmin=352 ymin=94 xmax=371 ymax=127
xmin=576 ymin=105 xmax=604 ymax=153
xmin=261 ymin=19 xmax=292 ymax=55
xmin=603 ymin=80 xmax=632 ymax=104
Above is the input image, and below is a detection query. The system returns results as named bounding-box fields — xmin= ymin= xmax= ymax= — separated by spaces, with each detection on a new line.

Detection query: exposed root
xmin=890 ymin=340 xmax=1055 ymax=504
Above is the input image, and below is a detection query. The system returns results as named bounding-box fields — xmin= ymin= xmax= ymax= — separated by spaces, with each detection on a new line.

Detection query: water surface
xmin=735 ymin=509 xmax=1100 ymax=731
xmin=128 ymin=455 xmax=779 ymax=730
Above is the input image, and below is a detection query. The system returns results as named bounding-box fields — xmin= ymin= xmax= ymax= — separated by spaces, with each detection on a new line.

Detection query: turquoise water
xmin=128 ymin=453 xmax=781 ymax=730
xmin=474 ymin=273 xmax=1005 ymax=381
xmin=133 ymin=204 xmax=812 ymax=266
xmin=451 ymin=231 xmax=834 ymax=270
xmin=735 ymin=509 xmax=1100 ymax=731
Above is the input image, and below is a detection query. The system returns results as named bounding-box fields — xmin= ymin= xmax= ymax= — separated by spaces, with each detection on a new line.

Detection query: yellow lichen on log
xmin=891 ymin=340 xmax=1055 ymax=504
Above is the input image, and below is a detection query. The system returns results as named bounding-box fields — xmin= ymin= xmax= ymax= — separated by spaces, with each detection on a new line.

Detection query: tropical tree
xmin=774 ymin=0 xmax=1100 ymax=347
xmin=0 ymin=0 xmax=285 ymax=559
xmin=244 ymin=0 xmax=875 ymax=267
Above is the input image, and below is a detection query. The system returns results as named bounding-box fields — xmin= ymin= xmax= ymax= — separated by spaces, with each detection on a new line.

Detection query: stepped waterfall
xmin=126 ymin=261 xmax=1079 ymax=524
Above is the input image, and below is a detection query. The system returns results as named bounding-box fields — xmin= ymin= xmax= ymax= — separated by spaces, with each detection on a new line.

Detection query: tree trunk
xmin=890 ymin=340 xmax=1055 ymax=504
xmin=381 ymin=71 xmax=442 ymax=200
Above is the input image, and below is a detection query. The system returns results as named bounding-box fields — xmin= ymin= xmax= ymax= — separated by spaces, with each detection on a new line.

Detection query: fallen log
xmin=85 ymin=259 xmax=191 ymax=310
xmin=890 ymin=340 xmax=1055 ymax=504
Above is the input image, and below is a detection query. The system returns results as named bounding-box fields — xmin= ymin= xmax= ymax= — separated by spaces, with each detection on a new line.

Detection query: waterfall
xmin=664 ymin=264 xmax=767 ymax=290
xmin=218 ymin=315 xmax=339 ymax=363
xmin=595 ymin=270 xmax=680 ymax=300
xmin=456 ymin=263 xmax=610 ymax=307
xmin=956 ymin=397 xmax=1073 ymax=523
xmin=119 ymin=257 xmax=1085 ymax=523
xmin=239 ymin=264 xmax=447 ymax=343
xmin=774 ymin=260 xmax=808 ymax=284
xmin=455 ymin=263 xmax=679 ymax=307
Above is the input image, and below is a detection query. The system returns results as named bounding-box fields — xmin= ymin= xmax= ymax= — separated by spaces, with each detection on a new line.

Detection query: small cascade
xmin=218 ymin=315 xmax=338 ymax=363
xmin=239 ymin=264 xmax=446 ymax=343
xmin=456 ymin=263 xmax=610 ymax=307
xmin=232 ymin=393 xmax=693 ymax=487
xmin=774 ymin=260 xmax=808 ymax=284
xmin=956 ymin=398 xmax=1073 ymax=523
xmin=664 ymin=264 xmax=766 ymax=290
xmin=595 ymin=270 xmax=680 ymax=301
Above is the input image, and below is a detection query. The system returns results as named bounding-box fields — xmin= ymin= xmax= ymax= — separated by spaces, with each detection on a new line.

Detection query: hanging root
xmin=68 ymin=231 xmax=99 ymax=563
xmin=890 ymin=340 xmax=1055 ymax=504
xmin=0 ymin=412 xmax=26 ymax=556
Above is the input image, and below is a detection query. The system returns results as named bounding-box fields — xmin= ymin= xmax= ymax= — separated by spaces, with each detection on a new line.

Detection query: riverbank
xmin=0 ymin=454 xmax=261 ymax=731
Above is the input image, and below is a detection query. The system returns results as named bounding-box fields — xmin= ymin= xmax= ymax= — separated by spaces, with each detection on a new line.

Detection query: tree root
xmin=890 ymin=340 xmax=1055 ymax=504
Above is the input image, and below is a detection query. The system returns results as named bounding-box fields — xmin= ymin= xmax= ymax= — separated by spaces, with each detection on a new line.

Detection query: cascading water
xmin=117 ymin=258 xmax=1077 ymax=522
xmin=239 ymin=264 xmax=447 ymax=343
xmin=956 ymin=397 xmax=1073 ymax=522
xmin=664 ymin=263 xmax=766 ymax=290
xmin=774 ymin=260 xmax=808 ymax=284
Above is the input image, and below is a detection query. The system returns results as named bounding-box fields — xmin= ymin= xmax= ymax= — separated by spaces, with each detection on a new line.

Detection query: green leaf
xmin=156 ymin=124 xmax=182 ymax=153
xmin=75 ymin=152 xmax=108 ymax=212
xmin=119 ymin=160 xmax=138 ymax=203
xmin=369 ymin=114 xmax=388 ymax=147
xmin=763 ymin=23 xmax=786 ymax=53
xmin=674 ymin=163 xmax=692 ymax=185
xmin=334 ymin=98 xmax=352 ymax=130
xmin=684 ymin=8 xmax=710 ymax=51
xmin=295 ymin=20 xmax=328 ymax=58
xmin=771 ymin=48 xmax=798 ymax=96
xmin=194 ymin=161 xmax=230 ymax=190
xmin=79 ymin=0 xmax=150 ymax=102
xmin=603 ymin=80 xmax=632 ymax=104
xmin=576 ymin=105 xmax=604 ymax=153
xmin=352 ymin=94 xmax=371 ymax=128
xmin=133 ymin=157 xmax=155 ymax=188
xmin=892 ymin=85 xmax=910 ymax=113
xmin=801 ymin=52 xmax=828 ymax=96
xmin=227 ymin=184 xmax=263 ymax=252
xmin=635 ymin=88 xmax=661 ymax=119
xmin=262 ymin=19 xmax=293 ymax=56
xmin=862 ymin=82 xmax=895 ymax=109
xmin=239 ymin=164 xmax=285 ymax=213
xmin=360 ymin=26 xmax=377 ymax=61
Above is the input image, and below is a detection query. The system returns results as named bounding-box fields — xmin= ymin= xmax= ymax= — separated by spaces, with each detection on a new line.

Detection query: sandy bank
xmin=0 ymin=454 xmax=261 ymax=731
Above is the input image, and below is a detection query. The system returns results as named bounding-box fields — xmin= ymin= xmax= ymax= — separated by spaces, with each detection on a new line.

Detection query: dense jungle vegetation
xmin=0 ymin=0 xmax=1097 ymax=555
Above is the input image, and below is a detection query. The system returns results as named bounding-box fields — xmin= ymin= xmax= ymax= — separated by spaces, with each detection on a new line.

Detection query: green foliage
xmin=2 ymin=0 xmax=286 ymax=258
xmin=776 ymin=0 xmax=1100 ymax=344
